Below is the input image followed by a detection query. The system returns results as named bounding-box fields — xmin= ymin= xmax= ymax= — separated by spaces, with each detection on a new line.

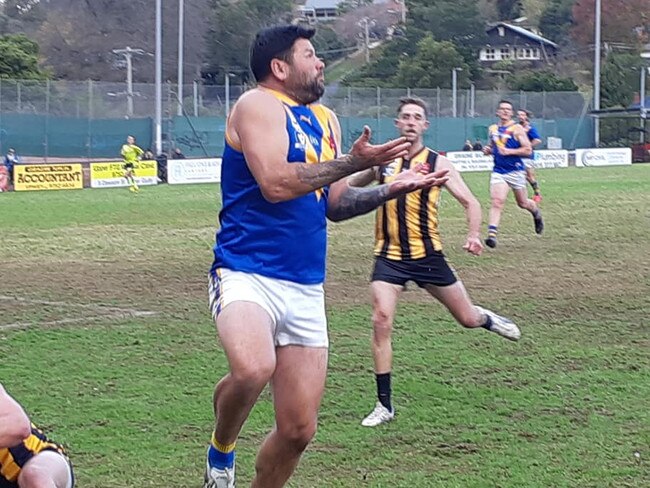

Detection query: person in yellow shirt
xmin=0 ymin=383 xmax=74 ymax=488
xmin=120 ymin=135 xmax=144 ymax=192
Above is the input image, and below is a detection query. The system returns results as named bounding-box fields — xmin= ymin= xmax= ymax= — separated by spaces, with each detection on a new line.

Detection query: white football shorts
xmin=490 ymin=170 xmax=527 ymax=190
xmin=522 ymin=157 xmax=535 ymax=169
xmin=209 ymin=268 xmax=328 ymax=348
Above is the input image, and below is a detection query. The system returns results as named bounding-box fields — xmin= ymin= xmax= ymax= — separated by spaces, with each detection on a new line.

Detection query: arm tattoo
xmin=294 ymin=154 xmax=365 ymax=190
xmin=327 ymin=184 xmax=392 ymax=222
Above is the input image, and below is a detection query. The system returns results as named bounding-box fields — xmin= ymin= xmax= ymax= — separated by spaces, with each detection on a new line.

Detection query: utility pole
xmin=155 ymin=0 xmax=162 ymax=155
xmin=113 ymin=47 xmax=145 ymax=117
xmin=177 ymin=0 xmax=184 ymax=116
xmin=358 ymin=18 xmax=374 ymax=64
xmin=594 ymin=0 xmax=601 ymax=147
xmin=363 ymin=18 xmax=370 ymax=63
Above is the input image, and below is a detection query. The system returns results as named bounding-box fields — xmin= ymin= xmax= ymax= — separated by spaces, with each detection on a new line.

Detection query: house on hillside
xmin=479 ymin=22 xmax=558 ymax=66
xmin=297 ymin=0 xmax=404 ymax=23
xmin=298 ymin=0 xmax=340 ymax=21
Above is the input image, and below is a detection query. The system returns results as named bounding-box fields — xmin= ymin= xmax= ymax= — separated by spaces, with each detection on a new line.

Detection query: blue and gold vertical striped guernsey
xmin=0 ymin=424 xmax=68 ymax=487
xmin=211 ymin=89 xmax=339 ymax=285
xmin=488 ymin=121 xmax=525 ymax=173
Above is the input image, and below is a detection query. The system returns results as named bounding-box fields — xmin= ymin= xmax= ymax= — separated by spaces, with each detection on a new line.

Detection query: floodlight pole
xmin=593 ymin=0 xmax=601 ymax=147
xmin=452 ymin=67 xmax=462 ymax=118
xmin=155 ymin=0 xmax=162 ymax=155
xmin=177 ymin=0 xmax=184 ymax=116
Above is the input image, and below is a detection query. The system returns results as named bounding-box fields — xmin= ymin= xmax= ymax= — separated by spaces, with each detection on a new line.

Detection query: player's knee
xmin=372 ymin=310 xmax=393 ymax=337
xmin=231 ymin=361 xmax=275 ymax=390
xmin=492 ymin=197 xmax=506 ymax=208
xmin=516 ymin=199 xmax=530 ymax=209
xmin=278 ymin=418 xmax=317 ymax=453
xmin=18 ymin=463 xmax=54 ymax=488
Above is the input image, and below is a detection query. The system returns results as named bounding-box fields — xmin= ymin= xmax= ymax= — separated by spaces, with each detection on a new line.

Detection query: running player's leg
xmin=513 ymin=187 xmax=544 ymax=235
xmin=252 ymin=345 xmax=327 ymax=488
xmin=525 ymin=165 xmax=542 ymax=201
xmin=18 ymin=450 xmax=73 ymax=488
xmin=213 ymin=301 xmax=276 ymax=446
xmin=123 ymin=167 xmax=134 ymax=188
xmin=424 ymin=281 xmax=520 ymax=341
xmin=205 ymin=299 xmax=277 ymax=487
xmin=486 ymin=177 xmax=509 ymax=248
xmin=361 ymin=280 xmax=402 ymax=425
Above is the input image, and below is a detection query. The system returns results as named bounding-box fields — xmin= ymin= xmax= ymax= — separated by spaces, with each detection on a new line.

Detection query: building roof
xmin=488 ymin=22 xmax=558 ymax=48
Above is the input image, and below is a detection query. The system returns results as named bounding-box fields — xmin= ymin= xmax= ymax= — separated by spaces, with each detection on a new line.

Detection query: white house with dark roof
xmin=297 ymin=0 xmax=400 ymax=22
xmin=480 ymin=22 xmax=559 ymax=65
xmin=297 ymin=0 xmax=341 ymax=20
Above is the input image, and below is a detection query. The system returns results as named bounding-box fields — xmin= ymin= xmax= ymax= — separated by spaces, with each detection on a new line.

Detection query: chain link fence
xmin=0 ymin=79 xmax=593 ymax=158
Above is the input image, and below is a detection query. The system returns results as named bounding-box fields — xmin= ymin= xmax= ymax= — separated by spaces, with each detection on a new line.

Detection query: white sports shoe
xmin=476 ymin=306 xmax=521 ymax=341
xmin=204 ymin=449 xmax=235 ymax=488
xmin=361 ymin=401 xmax=395 ymax=427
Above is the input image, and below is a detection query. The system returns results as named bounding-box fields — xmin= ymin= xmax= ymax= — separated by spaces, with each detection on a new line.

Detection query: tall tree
xmin=408 ymin=0 xmax=486 ymax=47
xmin=203 ymin=0 xmax=293 ymax=83
xmin=601 ymin=52 xmax=644 ymax=108
xmin=394 ymin=36 xmax=469 ymax=89
xmin=539 ymin=0 xmax=575 ymax=44
xmin=312 ymin=26 xmax=346 ymax=64
xmin=496 ymin=0 xmax=523 ymax=20
xmin=0 ymin=34 xmax=48 ymax=79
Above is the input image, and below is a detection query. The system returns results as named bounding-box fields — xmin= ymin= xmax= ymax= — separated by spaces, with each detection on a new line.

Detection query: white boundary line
xmin=0 ymin=295 xmax=158 ymax=331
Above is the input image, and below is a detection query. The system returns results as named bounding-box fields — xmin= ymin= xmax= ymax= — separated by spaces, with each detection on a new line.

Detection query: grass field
xmin=0 ymin=165 xmax=649 ymax=487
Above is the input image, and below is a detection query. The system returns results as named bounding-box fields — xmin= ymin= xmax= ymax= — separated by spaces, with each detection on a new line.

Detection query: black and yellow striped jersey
xmin=0 ymin=423 xmax=67 ymax=486
xmin=374 ymin=148 xmax=442 ymax=260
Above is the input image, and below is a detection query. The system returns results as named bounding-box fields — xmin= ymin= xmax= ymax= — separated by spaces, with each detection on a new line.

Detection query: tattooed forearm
xmin=294 ymin=154 xmax=367 ymax=190
xmin=327 ymin=184 xmax=392 ymax=222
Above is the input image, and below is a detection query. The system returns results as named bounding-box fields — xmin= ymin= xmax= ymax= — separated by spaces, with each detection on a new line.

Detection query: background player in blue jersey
xmin=517 ymin=109 xmax=543 ymax=202
xmin=204 ymin=25 xmax=449 ymax=488
xmin=0 ymin=384 xmax=74 ymax=488
xmin=483 ymin=100 xmax=543 ymax=249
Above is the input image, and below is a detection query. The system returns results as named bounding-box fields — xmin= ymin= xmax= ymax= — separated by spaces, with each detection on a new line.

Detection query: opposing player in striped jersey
xmin=0 ymin=383 xmax=74 ymax=488
xmin=348 ymin=97 xmax=520 ymax=427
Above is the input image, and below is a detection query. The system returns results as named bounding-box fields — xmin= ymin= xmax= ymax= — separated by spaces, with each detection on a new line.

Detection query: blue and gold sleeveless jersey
xmin=0 ymin=423 xmax=68 ymax=486
xmin=524 ymin=123 xmax=541 ymax=158
xmin=211 ymin=89 xmax=339 ymax=285
xmin=488 ymin=121 xmax=525 ymax=174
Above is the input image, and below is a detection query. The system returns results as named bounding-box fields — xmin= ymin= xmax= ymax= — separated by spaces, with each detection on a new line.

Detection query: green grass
xmin=1 ymin=166 xmax=649 ymax=487
xmin=325 ymin=49 xmax=368 ymax=83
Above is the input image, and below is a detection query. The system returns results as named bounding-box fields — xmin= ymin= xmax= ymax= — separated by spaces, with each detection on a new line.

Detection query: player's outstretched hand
xmin=349 ymin=126 xmax=410 ymax=170
xmin=463 ymin=236 xmax=484 ymax=256
xmin=389 ymin=164 xmax=449 ymax=195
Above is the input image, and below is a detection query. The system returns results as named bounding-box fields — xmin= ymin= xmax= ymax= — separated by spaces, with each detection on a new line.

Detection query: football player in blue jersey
xmin=203 ymin=25 xmax=450 ymax=488
xmin=517 ymin=109 xmax=543 ymax=202
xmin=483 ymin=100 xmax=543 ymax=249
